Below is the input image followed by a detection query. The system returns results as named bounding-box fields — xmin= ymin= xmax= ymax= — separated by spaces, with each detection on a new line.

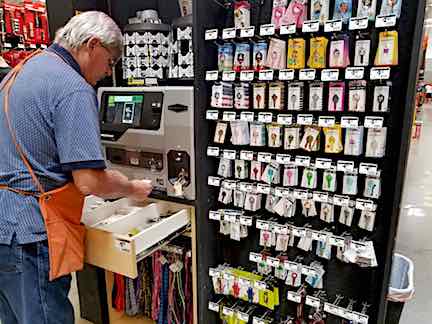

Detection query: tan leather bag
xmin=0 ymin=50 xmax=86 ymax=281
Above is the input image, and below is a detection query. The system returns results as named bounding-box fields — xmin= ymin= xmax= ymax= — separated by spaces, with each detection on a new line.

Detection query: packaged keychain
xmin=302 ymin=199 xmax=317 ymax=217
xmin=343 ymin=171 xmax=358 ymax=195
xmin=310 ymin=0 xmax=330 ymax=23
xmin=354 ymin=39 xmax=371 ymax=66
xmin=268 ymin=82 xmax=285 ymax=110
xmin=218 ymin=158 xmax=233 ymax=178
xmin=287 ymin=38 xmax=306 ymax=69
xmin=235 ymin=83 xmax=251 ymax=109
xmin=230 ymin=221 xmax=242 ymax=241
xmin=230 ymin=121 xmax=250 ymax=145
xmin=344 ymin=127 xmax=364 ymax=156
xmin=366 ymin=127 xmax=387 ymax=157
xmin=234 ymin=43 xmax=251 ymax=72
xmin=348 ymin=80 xmax=367 ymax=112
xmin=276 ymin=235 xmax=290 ymax=253
xmin=333 ymin=0 xmax=352 ymax=23
xmin=218 ymin=43 xmax=234 ymax=71
xmin=316 ymin=236 xmax=332 ymax=259
xmin=253 ymin=83 xmax=267 ymax=109
xmin=253 ymin=41 xmax=268 ymax=71
xmin=234 ymin=189 xmax=246 ymax=208
xmin=245 ymin=193 xmax=261 ymax=211
xmin=219 ymin=187 xmax=233 ymax=204
xmin=214 ymin=122 xmax=228 ymax=144
xmin=284 ymin=127 xmax=301 ymax=150
xmin=281 ymin=0 xmax=308 ymax=28
xmin=268 ymin=124 xmax=283 ymax=148
xmin=273 ymin=197 xmax=296 ymax=217
xmin=301 ymin=167 xmax=318 ymax=189
xmin=283 ymin=165 xmax=299 ymax=186
xmin=357 ymin=0 xmax=377 ymax=20
xmin=250 ymin=122 xmax=266 ymax=146
xmin=329 ymin=36 xmax=350 ymax=68
xmin=328 ymin=82 xmax=345 ymax=111
xmin=251 ymin=161 xmax=264 ymax=180
xmin=308 ymin=37 xmax=328 ymax=69
xmin=211 ymin=82 xmax=233 ymax=108
xmin=271 ymin=0 xmax=288 ymax=28
xmin=359 ymin=210 xmax=376 ymax=232
xmin=309 ymin=82 xmax=324 ymax=111
xmin=373 ymin=83 xmax=391 ymax=112
xmin=364 ymin=172 xmax=381 ymax=198
xmin=323 ymin=125 xmax=344 ymax=153
xmin=375 ymin=31 xmax=399 ymax=66
xmin=262 ymin=163 xmax=279 ymax=184
xmin=298 ymin=231 xmax=313 ymax=251
xmin=300 ymin=126 xmax=320 ymax=151
xmin=339 ymin=204 xmax=355 ymax=226
xmin=287 ymin=82 xmax=304 ymax=110
xmin=380 ymin=0 xmax=403 ymax=18
xmin=260 ymin=229 xmax=273 ymax=247
xmin=266 ymin=38 xmax=287 ymax=70
xmin=235 ymin=159 xmax=249 ymax=179
xmin=266 ymin=194 xmax=279 ymax=213
xmin=320 ymin=202 xmax=334 ymax=223
xmin=322 ymin=168 xmax=337 ymax=192
xmin=234 ymin=1 xmax=251 ymax=28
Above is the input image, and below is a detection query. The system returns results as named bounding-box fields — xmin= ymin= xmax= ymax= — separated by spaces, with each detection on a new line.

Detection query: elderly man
xmin=0 ymin=11 xmax=152 ymax=324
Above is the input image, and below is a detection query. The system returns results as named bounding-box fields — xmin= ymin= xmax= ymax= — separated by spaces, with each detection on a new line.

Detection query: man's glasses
xmin=100 ymin=43 xmax=119 ymax=69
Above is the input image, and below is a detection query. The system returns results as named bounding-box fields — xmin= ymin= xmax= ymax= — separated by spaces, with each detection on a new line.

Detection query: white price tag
xmin=376 ymin=14 xmax=397 ymax=28
xmin=267 ymin=257 xmax=280 ymax=267
xmin=259 ymin=69 xmax=274 ymax=81
xmin=240 ymin=26 xmax=255 ymax=38
xmin=337 ymin=160 xmax=355 ymax=172
xmin=297 ymin=114 xmax=314 ymax=125
xmin=41 ymin=44 xmax=47 ymax=49
xmin=353 ymin=312 xmax=369 ymax=324
xmin=208 ymin=176 xmax=221 ymax=187
xmin=341 ymin=116 xmax=359 ymax=128
xmin=349 ymin=17 xmax=369 ymax=30
xmin=294 ymin=189 xmax=309 ymax=200
xmin=277 ymin=114 xmax=293 ymax=125
xmin=240 ymin=70 xmax=255 ymax=81
xmin=318 ymin=116 xmax=336 ymax=127
xmin=222 ymin=71 xmax=236 ymax=81
xmin=3 ymin=43 xmax=11 ymax=48
xmin=299 ymin=69 xmax=316 ymax=81
xmin=255 ymin=281 xmax=267 ymax=290
xmin=280 ymin=23 xmax=297 ymax=35
xmin=321 ymin=69 xmax=340 ymax=81
xmin=260 ymin=24 xmax=275 ymax=36
xmin=239 ymin=182 xmax=254 ymax=192
xmin=370 ymin=67 xmax=391 ymax=80
xmin=257 ymin=183 xmax=271 ymax=194
xmin=356 ymin=199 xmax=375 ymax=211
xmin=279 ymin=69 xmax=295 ymax=81
xmin=30 ymin=44 xmax=37 ymax=49
xmin=222 ymin=27 xmax=236 ymax=39
xmin=333 ymin=195 xmax=350 ymax=207
xmin=256 ymin=220 xmax=270 ymax=230
xmin=287 ymin=291 xmax=302 ymax=303
xmin=329 ymin=236 xmax=346 ymax=247
xmin=206 ymin=70 xmax=219 ymax=81
xmin=222 ymin=111 xmax=237 ymax=121
xmin=306 ymin=296 xmax=321 ymax=308
xmin=324 ymin=303 xmax=341 ymax=316
xmin=240 ymin=150 xmax=254 ymax=161
xmin=207 ymin=146 xmax=220 ymax=157
xmin=274 ymin=225 xmax=288 ymax=234
xmin=223 ymin=307 xmax=234 ymax=316
xmin=240 ymin=215 xmax=253 ymax=226
xmin=359 ymin=163 xmax=378 ymax=175
xmin=275 ymin=187 xmax=291 ymax=198
xmin=302 ymin=20 xmax=320 ymax=33
xmin=258 ymin=152 xmax=272 ymax=163
xmin=208 ymin=301 xmax=220 ymax=312
xmin=324 ymin=19 xmax=343 ymax=32
xmin=240 ymin=111 xmax=255 ymax=122
xmin=209 ymin=268 xmax=220 ymax=277
xmin=223 ymin=180 xmax=237 ymax=190
xmin=295 ymin=156 xmax=311 ymax=167
xmin=17 ymin=43 xmax=25 ymax=49
xmin=364 ymin=116 xmax=384 ymax=128
xmin=209 ymin=211 xmax=222 ymax=220
xmin=223 ymin=150 xmax=236 ymax=160
xmin=313 ymin=192 xmax=329 ymax=203
xmin=315 ymin=158 xmax=332 ymax=169
xmin=276 ymin=154 xmax=291 ymax=165
xmin=345 ymin=67 xmax=365 ymax=80
xmin=253 ymin=318 xmax=267 ymax=324
xmin=223 ymin=272 xmax=235 ymax=280
xmin=205 ymin=29 xmax=218 ymax=40
xmin=258 ymin=112 xmax=273 ymax=123
xmin=237 ymin=312 xmax=250 ymax=322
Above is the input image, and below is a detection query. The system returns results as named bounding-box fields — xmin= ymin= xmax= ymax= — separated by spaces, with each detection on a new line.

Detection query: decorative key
xmin=272 ymin=94 xmax=278 ymax=107
xmin=312 ymin=93 xmax=319 ymax=110
xmin=237 ymin=165 xmax=242 ymax=178
xmin=256 ymin=94 xmax=262 ymax=108
xmin=306 ymin=171 xmax=314 ymax=187
xmin=332 ymin=94 xmax=340 ymax=111
xmin=352 ymin=93 xmax=360 ymax=111
xmin=218 ymin=129 xmax=224 ymax=142
xmin=271 ymin=133 xmax=277 ymax=146
xmin=325 ymin=174 xmax=333 ymax=189
xmin=377 ymin=94 xmax=385 ymax=111
xmin=288 ymin=134 xmax=295 ymax=147
xmin=291 ymin=94 xmax=297 ymax=110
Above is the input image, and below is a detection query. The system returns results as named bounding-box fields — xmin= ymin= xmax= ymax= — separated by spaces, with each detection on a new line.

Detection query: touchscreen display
xmin=104 ymin=95 xmax=144 ymax=126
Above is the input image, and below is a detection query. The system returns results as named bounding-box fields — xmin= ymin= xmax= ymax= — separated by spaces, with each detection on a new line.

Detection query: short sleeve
xmin=53 ymin=90 xmax=106 ymax=172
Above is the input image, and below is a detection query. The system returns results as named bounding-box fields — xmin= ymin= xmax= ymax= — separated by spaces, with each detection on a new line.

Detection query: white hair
xmin=55 ymin=11 xmax=122 ymax=54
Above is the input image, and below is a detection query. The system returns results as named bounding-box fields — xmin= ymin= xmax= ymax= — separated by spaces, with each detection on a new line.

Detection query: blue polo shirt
xmin=0 ymin=44 xmax=106 ymax=245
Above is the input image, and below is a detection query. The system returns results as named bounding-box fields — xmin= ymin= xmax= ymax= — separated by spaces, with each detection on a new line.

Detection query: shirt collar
xmin=47 ymin=43 xmax=82 ymax=76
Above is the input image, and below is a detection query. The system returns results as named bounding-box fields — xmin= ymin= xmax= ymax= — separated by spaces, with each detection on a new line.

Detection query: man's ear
xmin=86 ymin=37 xmax=100 ymax=52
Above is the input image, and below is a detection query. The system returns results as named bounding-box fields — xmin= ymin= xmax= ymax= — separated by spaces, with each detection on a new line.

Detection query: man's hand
xmin=129 ymin=179 xmax=153 ymax=202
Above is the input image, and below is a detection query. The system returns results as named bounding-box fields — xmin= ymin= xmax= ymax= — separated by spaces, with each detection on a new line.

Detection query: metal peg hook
xmin=346 ymin=299 xmax=357 ymax=311
xmin=361 ymin=302 xmax=371 ymax=314
xmin=333 ymin=295 xmax=345 ymax=306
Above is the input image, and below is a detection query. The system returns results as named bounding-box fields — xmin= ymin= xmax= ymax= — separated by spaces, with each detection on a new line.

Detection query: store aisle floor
xmin=396 ymin=104 xmax=432 ymax=323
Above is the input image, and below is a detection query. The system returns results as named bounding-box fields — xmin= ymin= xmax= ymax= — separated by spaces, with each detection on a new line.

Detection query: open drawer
xmin=83 ymin=197 xmax=191 ymax=278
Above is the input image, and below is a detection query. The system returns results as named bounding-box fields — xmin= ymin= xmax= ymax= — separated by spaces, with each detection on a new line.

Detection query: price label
xmin=258 ymin=112 xmax=273 ymax=123
xmin=237 ymin=312 xmax=250 ymax=322
xmin=222 ymin=111 xmax=237 ymax=121
xmin=315 ymin=158 xmax=332 ymax=169
xmin=352 ymin=312 xmax=369 ymax=324
xmin=299 ymin=69 xmax=316 ymax=81
xmin=333 ymin=195 xmax=350 ymax=207
xmin=223 ymin=307 xmax=234 ymax=316
xmin=3 ymin=43 xmax=11 ymax=48
xmin=297 ymin=114 xmax=314 ymax=125
xmin=240 ymin=150 xmax=254 ymax=161
xmin=209 ymin=211 xmax=222 ymax=220
xmin=276 ymin=154 xmax=291 ymax=164
xmin=223 ymin=180 xmax=237 ymax=190
xmin=239 ymin=182 xmax=254 ymax=192
xmin=240 ymin=70 xmax=255 ymax=81
xmin=240 ymin=215 xmax=253 ymax=226
xmin=345 ymin=67 xmax=365 ymax=80
xmin=340 ymin=308 xmax=355 ymax=320
xmin=222 ymin=27 xmax=236 ymax=39
xmin=370 ymin=67 xmax=391 ymax=80
xmin=294 ymin=189 xmax=309 ymax=200
xmin=30 ymin=44 xmax=37 ymax=49
xmin=205 ymin=70 xmax=219 ymax=81
xmin=257 ymin=183 xmax=271 ymax=194
xmin=41 ymin=44 xmax=47 ymax=49
xmin=275 ymin=187 xmax=291 ymax=198
xmin=318 ymin=116 xmax=336 ymax=127
xmin=17 ymin=43 xmax=25 ymax=49
xmin=253 ymin=318 xmax=267 ymax=324
xmin=356 ymin=199 xmax=375 ymax=211
xmin=341 ymin=116 xmax=360 ymax=128
xmin=321 ymin=69 xmax=340 ymax=81
xmin=313 ymin=192 xmax=329 ymax=203
xmin=267 ymin=257 xmax=280 ymax=267
xmin=274 ymin=225 xmax=289 ymax=234
xmin=209 ymin=268 xmax=220 ymax=277
xmin=240 ymin=26 xmax=255 ymax=38
xmin=337 ymin=160 xmax=355 ymax=172
xmin=324 ymin=303 xmax=341 ymax=316
xmin=376 ymin=14 xmax=397 ymax=28
xmin=255 ymin=281 xmax=267 ymax=290
xmin=295 ymin=156 xmax=311 ymax=167
xmin=280 ymin=23 xmax=296 ymax=35
xmin=260 ymin=24 xmax=275 ymax=36
xmin=324 ymin=19 xmax=343 ymax=32
xmin=364 ymin=116 xmax=384 ymax=128
xmin=287 ymin=291 xmax=302 ymax=303
xmin=313 ymin=231 xmax=329 ymax=242
xmin=259 ymin=69 xmax=274 ymax=81
xmin=205 ymin=29 xmax=218 ymax=40
xmin=208 ymin=176 xmax=221 ymax=187
xmin=349 ymin=16 xmax=369 ymax=30
xmin=258 ymin=152 xmax=272 ymax=163
xmin=206 ymin=109 xmax=218 ymax=120
xmin=306 ymin=296 xmax=321 ymax=308
xmin=359 ymin=163 xmax=379 ymax=175
xmin=277 ymin=114 xmax=293 ymax=125
xmin=256 ymin=220 xmax=270 ymax=230
xmin=302 ymin=20 xmax=320 ymax=33
xmin=279 ymin=69 xmax=295 ymax=81
xmin=223 ymin=150 xmax=236 ymax=160
xmin=207 ymin=146 xmax=220 ymax=157
xmin=240 ymin=111 xmax=255 ymax=122
xmin=329 ymin=236 xmax=346 ymax=247
xmin=208 ymin=301 xmax=220 ymax=312
xmin=225 ymin=213 xmax=238 ymax=223
xmin=222 ymin=71 xmax=236 ymax=81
